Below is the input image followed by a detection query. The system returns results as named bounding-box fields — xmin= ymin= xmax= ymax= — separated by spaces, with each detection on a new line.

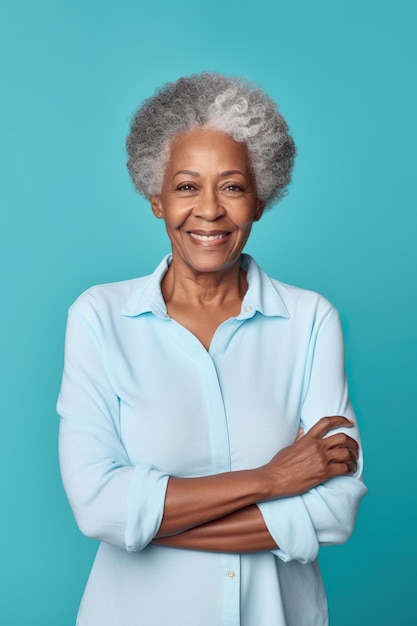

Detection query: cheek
xmin=229 ymin=200 xmax=260 ymax=227
xmin=163 ymin=203 xmax=192 ymax=229
xmin=233 ymin=213 xmax=257 ymax=231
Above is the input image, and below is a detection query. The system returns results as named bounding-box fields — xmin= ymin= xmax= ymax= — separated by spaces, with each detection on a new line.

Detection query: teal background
xmin=1 ymin=1 xmax=416 ymax=624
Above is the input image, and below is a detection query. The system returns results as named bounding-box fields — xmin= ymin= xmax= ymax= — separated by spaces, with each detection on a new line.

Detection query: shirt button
xmin=227 ymin=571 xmax=236 ymax=579
xmin=244 ymin=305 xmax=252 ymax=312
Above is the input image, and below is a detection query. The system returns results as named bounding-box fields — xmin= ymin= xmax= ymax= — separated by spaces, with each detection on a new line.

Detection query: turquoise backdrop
xmin=1 ymin=1 xmax=416 ymax=624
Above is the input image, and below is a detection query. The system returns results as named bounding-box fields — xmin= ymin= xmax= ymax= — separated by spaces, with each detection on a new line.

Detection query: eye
xmin=223 ymin=183 xmax=244 ymax=193
xmin=176 ymin=182 xmax=196 ymax=192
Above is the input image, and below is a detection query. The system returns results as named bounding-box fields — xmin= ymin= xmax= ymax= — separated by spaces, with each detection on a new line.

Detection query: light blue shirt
xmin=57 ymin=254 xmax=367 ymax=626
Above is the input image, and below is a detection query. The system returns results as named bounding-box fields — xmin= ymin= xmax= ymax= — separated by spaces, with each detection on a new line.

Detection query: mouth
xmin=189 ymin=232 xmax=228 ymax=242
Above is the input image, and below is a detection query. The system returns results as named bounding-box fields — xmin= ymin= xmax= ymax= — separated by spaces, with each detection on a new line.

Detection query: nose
xmin=194 ymin=187 xmax=225 ymax=221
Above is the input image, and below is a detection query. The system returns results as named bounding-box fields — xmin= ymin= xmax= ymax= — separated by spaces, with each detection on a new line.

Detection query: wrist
xmin=250 ymin=466 xmax=274 ymax=502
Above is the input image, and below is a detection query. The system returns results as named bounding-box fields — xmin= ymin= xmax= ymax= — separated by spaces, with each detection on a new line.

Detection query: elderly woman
xmin=58 ymin=72 xmax=367 ymax=626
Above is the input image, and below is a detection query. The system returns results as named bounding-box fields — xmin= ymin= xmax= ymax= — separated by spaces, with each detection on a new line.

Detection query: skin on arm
xmin=154 ymin=505 xmax=277 ymax=552
xmin=155 ymin=415 xmax=359 ymax=545
xmin=154 ymin=429 xmax=305 ymax=552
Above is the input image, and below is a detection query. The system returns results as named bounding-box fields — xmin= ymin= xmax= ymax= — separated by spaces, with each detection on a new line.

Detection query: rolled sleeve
xmin=258 ymin=307 xmax=367 ymax=563
xmin=125 ymin=462 xmax=169 ymax=552
xmin=258 ymin=474 xmax=367 ymax=563
xmin=257 ymin=497 xmax=319 ymax=563
xmin=57 ymin=305 xmax=169 ymax=551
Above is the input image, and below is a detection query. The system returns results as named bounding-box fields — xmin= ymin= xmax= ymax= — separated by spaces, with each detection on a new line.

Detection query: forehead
xmin=167 ymin=127 xmax=251 ymax=172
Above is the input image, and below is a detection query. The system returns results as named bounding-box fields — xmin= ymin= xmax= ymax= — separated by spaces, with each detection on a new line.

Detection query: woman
xmin=58 ymin=72 xmax=367 ymax=626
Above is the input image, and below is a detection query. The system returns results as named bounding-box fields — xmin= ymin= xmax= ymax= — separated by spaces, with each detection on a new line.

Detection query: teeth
xmin=190 ymin=233 xmax=226 ymax=241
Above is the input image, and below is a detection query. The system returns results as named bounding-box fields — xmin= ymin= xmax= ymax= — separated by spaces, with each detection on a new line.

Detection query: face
xmin=150 ymin=128 xmax=264 ymax=277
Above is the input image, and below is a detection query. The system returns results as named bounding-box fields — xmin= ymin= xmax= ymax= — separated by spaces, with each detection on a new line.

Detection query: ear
xmin=150 ymin=195 xmax=164 ymax=219
xmin=254 ymin=200 xmax=265 ymax=222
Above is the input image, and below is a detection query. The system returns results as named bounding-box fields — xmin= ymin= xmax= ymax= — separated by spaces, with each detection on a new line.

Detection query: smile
xmin=189 ymin=233 xmax=228 ymax=241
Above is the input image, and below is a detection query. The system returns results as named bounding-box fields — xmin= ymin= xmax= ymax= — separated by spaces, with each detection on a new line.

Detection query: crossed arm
xmin=59 ymin=305 xmax=365 ymax=557
xmin=153 ymin=416 xmax=359 ymax=552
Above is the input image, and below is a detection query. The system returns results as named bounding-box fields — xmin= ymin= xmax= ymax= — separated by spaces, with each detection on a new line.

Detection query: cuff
xmin=257 ymin=496 xmax=319 ymax=563
xmin=125 ymin=463 xmax=170 ymax=552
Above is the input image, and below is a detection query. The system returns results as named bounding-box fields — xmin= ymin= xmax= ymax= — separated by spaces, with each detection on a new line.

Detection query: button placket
xmin=222 ymin=555 xmax=241 ymax=625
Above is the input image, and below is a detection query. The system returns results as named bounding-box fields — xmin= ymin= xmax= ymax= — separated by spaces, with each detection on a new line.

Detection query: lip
xmin=190 ymin=232 xmax=228 ymax=241
xmin=188 ymin=230 xmax=231 ymax=247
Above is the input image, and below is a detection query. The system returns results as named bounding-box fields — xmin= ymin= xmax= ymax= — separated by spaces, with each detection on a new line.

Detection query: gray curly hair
xmin=126 ymin=72 xmax=295 ymax=209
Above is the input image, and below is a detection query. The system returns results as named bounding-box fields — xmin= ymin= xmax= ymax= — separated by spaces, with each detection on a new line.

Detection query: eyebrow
xmin=173 ymin=169 xmax=247 ymax=178
xmin=220 ymin=170 xmax=246 ymax=177
xmin=173 ymin=170 xmax=200 ymax=177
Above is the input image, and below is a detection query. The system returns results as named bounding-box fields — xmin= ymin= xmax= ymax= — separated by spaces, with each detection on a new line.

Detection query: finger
xmin=307 ymin=415 xmax=354 ymax=440
xmin=328 ymin=460 xmax=358 ymax=477
xmin=330 ymin=446 xmax=358 ymax=465
xmin=327 ymin=446 xmax=359 ymax=476
xmin=295 ymin=427 xmax=304 ymax=441
xmin=325 ymin=433 xmax=359 ymax=454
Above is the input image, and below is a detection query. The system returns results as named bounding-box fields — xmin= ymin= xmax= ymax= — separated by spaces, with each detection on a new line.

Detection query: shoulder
xmin=272 ymin=277 xmax=337 ymax=316
xmin=68 ymin=255 xmax=171 ymax=322
xmin=272 ymin=278 xmax=341 ymax=340
xmin=68 ymin=274 xmax=152 ymax=320
xmin=245 ymin=255 xmax=339 ymax=326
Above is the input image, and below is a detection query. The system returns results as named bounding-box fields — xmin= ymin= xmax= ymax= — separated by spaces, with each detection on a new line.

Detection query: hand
xmin=261 ymin=415 xmax=359 ymax=498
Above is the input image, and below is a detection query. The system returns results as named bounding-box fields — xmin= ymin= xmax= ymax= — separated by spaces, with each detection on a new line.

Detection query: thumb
xmin=295 ymin=427 xmax=304 ymax=441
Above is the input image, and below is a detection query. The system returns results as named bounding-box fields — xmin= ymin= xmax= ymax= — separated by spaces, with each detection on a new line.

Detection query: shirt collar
xmin=121 ymin=254 xmax=290 ymax=320
xmin=238 ymin=254 xmax=290 ymax=320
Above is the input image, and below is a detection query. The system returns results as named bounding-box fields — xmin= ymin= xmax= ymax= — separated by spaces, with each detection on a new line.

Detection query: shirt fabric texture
xmin=57 ymin=254 xmax=367 ymax=626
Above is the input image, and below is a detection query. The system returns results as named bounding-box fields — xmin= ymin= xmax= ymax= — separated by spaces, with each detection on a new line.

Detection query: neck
xmin=161 ymin=256 xmax=247 ymax=307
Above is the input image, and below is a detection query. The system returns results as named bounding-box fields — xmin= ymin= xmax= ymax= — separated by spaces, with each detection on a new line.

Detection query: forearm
xmin=157 ymin=469 xmax=270 ymax=537
xmin=157 ymin=415 xmax=358 ymax=538
xmin=154 ymin=504 xmax=278 ymax=552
